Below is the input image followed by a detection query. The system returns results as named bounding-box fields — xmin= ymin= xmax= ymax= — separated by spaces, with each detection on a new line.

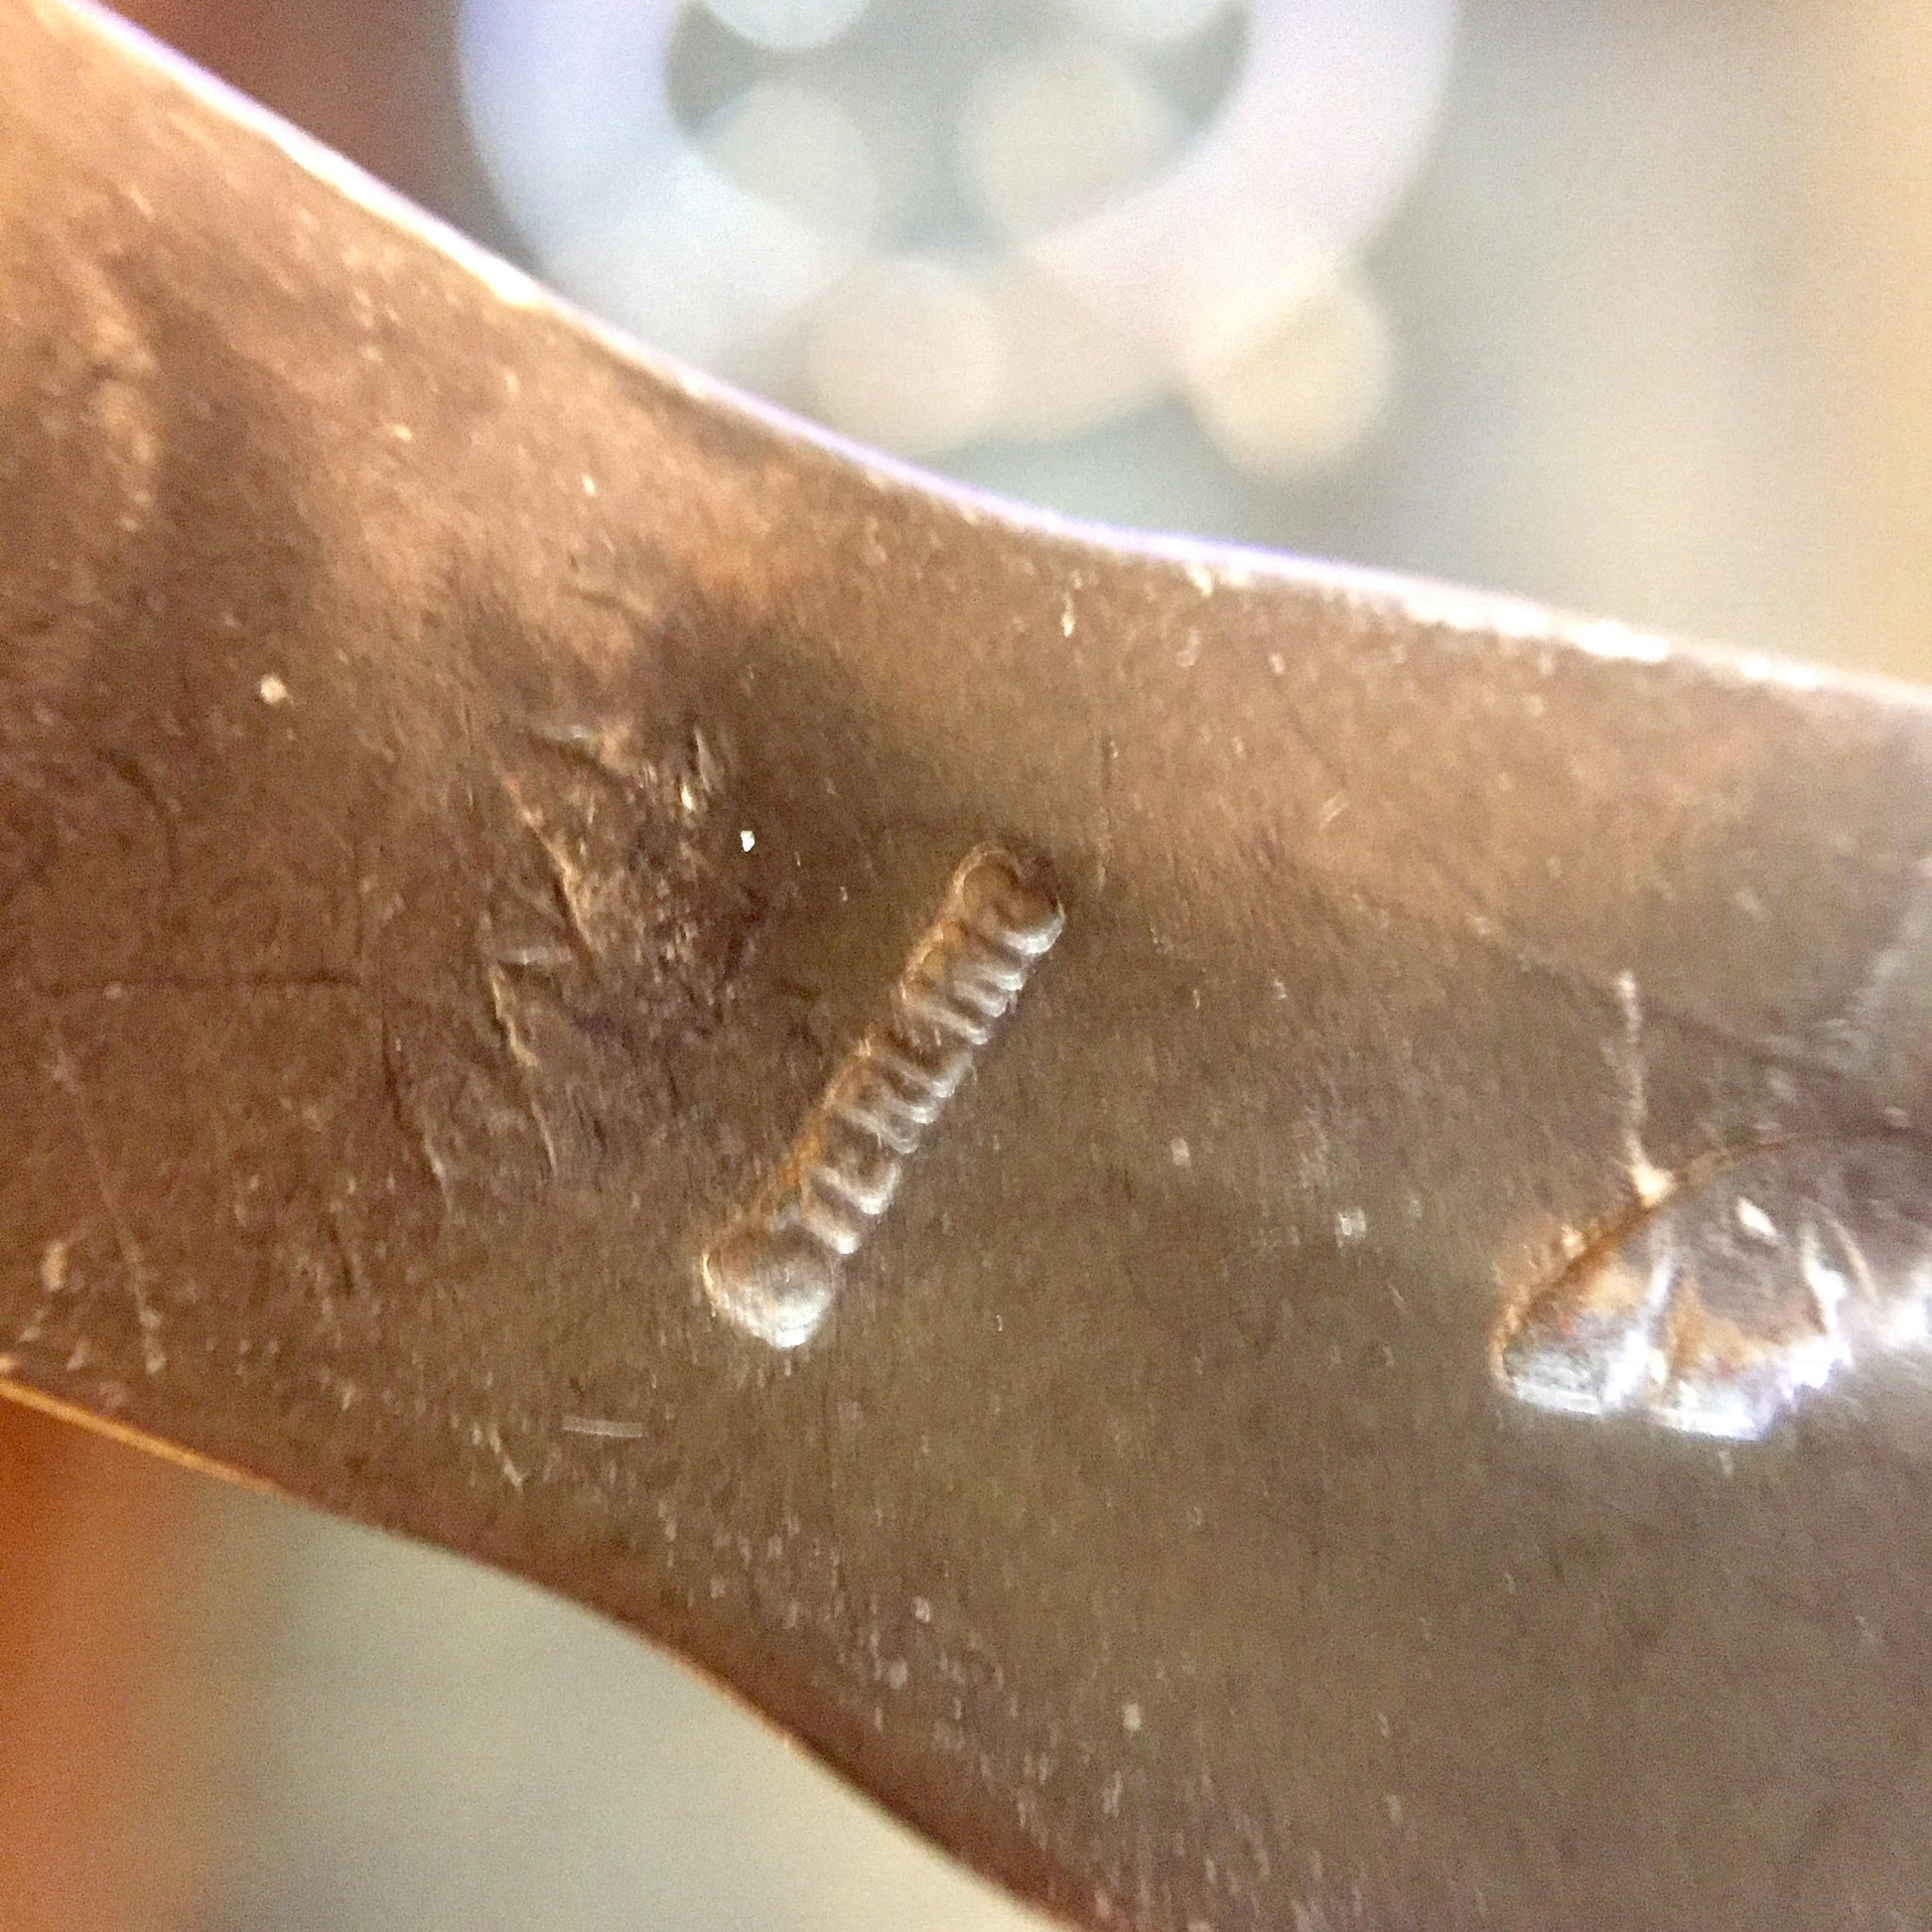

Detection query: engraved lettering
xmin=702 ymin=846 xmax=1063 ymax=1348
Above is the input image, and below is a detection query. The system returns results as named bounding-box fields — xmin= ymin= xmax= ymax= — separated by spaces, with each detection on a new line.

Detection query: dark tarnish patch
xmin=1494 ymin=1136 xmax=1932 ymax=1440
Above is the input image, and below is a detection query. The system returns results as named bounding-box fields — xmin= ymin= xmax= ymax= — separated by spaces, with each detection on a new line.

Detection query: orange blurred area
xmin=0 ymin=1402 xmax=243 ymax=1932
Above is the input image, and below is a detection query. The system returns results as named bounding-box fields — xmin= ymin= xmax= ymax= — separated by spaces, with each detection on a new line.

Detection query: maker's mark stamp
xmin=703 ymin=846 xmax=1063 ymax=1348
xmin=1494 ymin=1136 xmax=1932 ymax=1441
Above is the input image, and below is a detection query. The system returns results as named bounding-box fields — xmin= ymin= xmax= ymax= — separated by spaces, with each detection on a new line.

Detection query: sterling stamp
xmin=702 ymin=846 xmax=1064 ymax=1347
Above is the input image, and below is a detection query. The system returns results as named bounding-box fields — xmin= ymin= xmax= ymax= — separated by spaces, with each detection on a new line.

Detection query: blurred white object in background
xmin=806 ymin=254 xmax=1008 ymax=451
xmin=956 ymin=33 xmax=1181 ymax=242
xmin=977 ymin=259 xmax=1165 ymax=442
xmin=1180 ymin=253 xmax=1392 ymax=476
xmin=1060 ymin=0 xmax=1238 ymax=49
xmin=460 ymin=0 xmax=1459 ymax=476
xmin=696 ymin=80 xmax=879 ymax=305
xmin=700 ymin=0 xmax=875 ymax=51
xmin=1026 ymin=1 xmax=1451 ymax=350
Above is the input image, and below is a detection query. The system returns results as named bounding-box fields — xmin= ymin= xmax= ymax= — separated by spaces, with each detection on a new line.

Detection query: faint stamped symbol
xmin=703 ymin=846 xmax=1063 ymax=1348
xmin=1494 ymin=1136 xmax=1932 ymax=1441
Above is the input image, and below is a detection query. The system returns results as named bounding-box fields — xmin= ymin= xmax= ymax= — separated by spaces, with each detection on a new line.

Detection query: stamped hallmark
xmin=702 ymin=846 xmax=1063 ymax=1348
xmin=1495 ymin=968 xmax=1932 ymax=1441
xmin=1494 ymin=1136 xmax=1932 ymax=1441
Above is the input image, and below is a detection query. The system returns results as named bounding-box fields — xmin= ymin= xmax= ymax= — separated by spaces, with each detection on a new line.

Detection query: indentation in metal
xmin=1494 ymin=1136 xmax=1932 ymax=1440
xmin=702 ymin=846 xmax=1063 ymax=1348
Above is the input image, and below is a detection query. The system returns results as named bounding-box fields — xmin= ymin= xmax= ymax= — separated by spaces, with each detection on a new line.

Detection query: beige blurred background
xmin=7 ymin=1 xmax=1932 ymax=1926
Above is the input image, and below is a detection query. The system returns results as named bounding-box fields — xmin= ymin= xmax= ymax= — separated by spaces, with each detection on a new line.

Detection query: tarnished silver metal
xmin=8 ymin=4 xmax=1932 ymax=1926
